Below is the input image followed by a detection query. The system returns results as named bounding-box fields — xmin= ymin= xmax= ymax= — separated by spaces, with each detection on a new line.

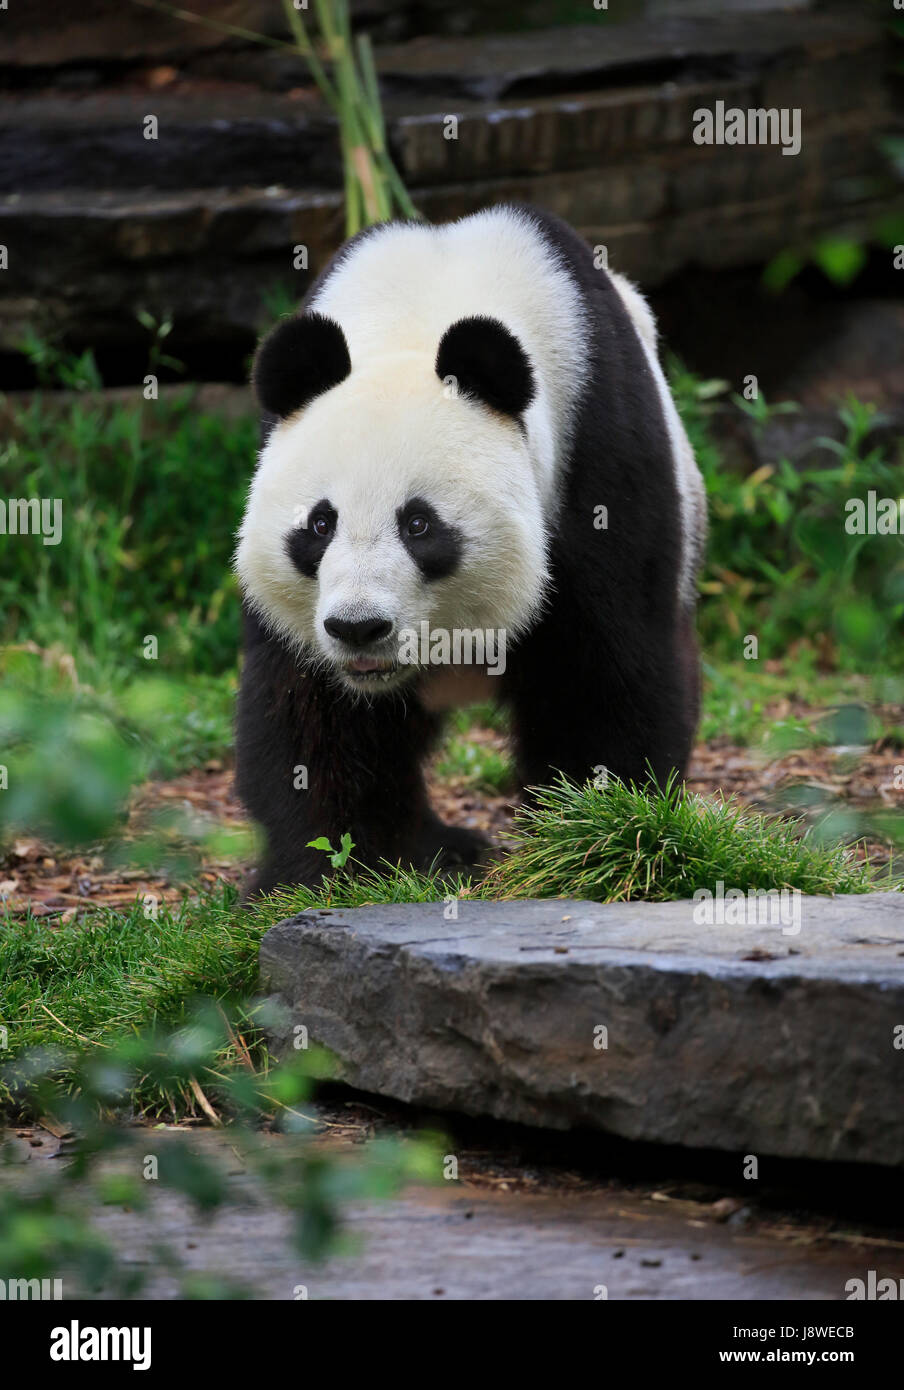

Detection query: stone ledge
xmin=2 ymin=180 xmax=895 ymax=354
xmin=260 ymin=893 xmax=904 ymax=1167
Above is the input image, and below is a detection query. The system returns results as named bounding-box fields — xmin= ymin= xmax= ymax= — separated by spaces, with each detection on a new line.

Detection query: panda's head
xmin=235 ymin=311 xmax=548 ymax=695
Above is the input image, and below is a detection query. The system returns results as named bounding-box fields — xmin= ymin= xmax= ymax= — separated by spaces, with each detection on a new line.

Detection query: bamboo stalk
xmin=280 ymin=0 xmax=339 ymax=111
xmin=127 ymin=0 xmax=421 ymax=232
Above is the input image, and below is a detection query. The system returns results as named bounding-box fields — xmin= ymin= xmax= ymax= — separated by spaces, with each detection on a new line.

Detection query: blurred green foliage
xmin=0 ymin=686 xmax=139 ymax=846
xmin=761 ymin=211 xmax=904 ymax=293
xmin=672 ymin=370 xmax=904 ymax=670
xmin=0 ymin=655 xmax=242 ymax=858
xmin=0 ymin=998 xmax=440 ymax=1295
xmin=1 ymin=360 xmax=256 ymax=680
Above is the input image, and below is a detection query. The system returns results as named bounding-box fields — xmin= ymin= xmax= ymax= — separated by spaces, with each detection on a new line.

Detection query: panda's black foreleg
xmin=236 ymin=616 xmax=488 ymax=896
xmin=504 ymin=606 xmax=700 ymax=797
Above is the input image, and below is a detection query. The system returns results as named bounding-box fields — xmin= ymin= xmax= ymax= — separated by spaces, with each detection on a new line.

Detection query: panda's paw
xmin=419 ymin=822 xmax=492 ymax=878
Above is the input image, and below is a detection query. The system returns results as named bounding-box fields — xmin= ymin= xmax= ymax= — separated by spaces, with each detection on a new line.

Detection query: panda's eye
xmin=311 ymin=513 xmax=334 ymax=538
xmin=406 ymin=515 xmax=429 ymax=538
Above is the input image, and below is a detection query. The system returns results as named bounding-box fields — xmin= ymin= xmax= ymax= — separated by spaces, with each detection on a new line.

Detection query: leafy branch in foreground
xmin=0 ymin=1002 xmax=439 ymax=1297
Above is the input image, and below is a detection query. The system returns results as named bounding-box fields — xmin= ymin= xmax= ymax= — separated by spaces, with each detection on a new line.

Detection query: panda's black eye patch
xmin=285 ymin=498 xmax=337 ymax=578
xmin=397 ymin=498 xmax=462 ymax=580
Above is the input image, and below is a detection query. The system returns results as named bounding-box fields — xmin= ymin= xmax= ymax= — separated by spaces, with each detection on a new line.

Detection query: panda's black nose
xmin=323 ymin=615 xmax=393 ymax=648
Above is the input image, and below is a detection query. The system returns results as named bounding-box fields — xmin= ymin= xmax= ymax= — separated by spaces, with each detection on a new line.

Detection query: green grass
xmin=479 ymin=775 xmax=880 ymax=903
xmin=434 ymin=735 xmax=514 ymax=793
xmin=0 ymin=385 xmax=255 ymax=686
xmin=699 ymin=658 xmax=904 ymax=749
xmin=431 ymin=699 xmax=515 ymax=792
xmin=0 ymin=885 xmax=263 ymax=1112
xmin=259 ymin=859 xmax=473 ymax=921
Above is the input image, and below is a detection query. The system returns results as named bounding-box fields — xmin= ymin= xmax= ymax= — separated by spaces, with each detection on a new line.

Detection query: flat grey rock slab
xmin=260 ymin=893 xmax=904 ymax=1167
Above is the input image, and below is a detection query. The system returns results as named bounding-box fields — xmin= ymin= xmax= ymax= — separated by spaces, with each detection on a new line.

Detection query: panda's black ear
xmin=435 ymin=315 xmax=535 ymax=418
xmin=252 ymin=311 xmax=351 ymax=419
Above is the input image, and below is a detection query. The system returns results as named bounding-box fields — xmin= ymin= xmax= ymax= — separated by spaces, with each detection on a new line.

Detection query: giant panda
xmin=234 ymin=204 xmax=706 ymax=895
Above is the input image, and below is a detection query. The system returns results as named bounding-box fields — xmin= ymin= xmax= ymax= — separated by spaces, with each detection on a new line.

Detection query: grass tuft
xmin=480 ymin=774 xmax=880 ymax=903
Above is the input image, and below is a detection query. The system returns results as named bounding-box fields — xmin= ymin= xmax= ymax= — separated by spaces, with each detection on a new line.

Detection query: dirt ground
xmin=1 ymin=724 xmax=902 ymax=918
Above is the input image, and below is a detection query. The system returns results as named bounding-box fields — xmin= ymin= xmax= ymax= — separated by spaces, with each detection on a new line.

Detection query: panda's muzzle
xmin=323 ymin=613 xmax=405 ymax=686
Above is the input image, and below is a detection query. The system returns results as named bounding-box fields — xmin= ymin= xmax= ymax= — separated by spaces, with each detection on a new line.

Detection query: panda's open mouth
xmin=342 ymin=656 xmax=404 ymax=687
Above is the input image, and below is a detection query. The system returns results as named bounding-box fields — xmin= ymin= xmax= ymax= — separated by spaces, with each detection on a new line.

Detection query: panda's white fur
xmin=235 ymin=206 xmax=703 ymax=690
xmin=308 ymin=207 xmax=590 ymax=508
